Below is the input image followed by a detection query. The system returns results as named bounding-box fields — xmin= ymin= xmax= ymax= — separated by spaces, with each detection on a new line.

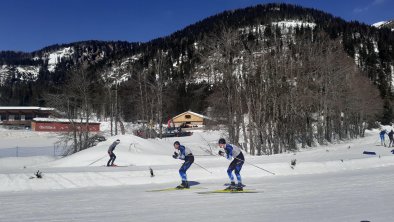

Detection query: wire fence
xmin=0 ymin=145 xmax=66 ymax=158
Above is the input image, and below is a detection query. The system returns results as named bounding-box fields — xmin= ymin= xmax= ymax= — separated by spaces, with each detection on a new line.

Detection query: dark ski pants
xmin=390 ymin=137 xmax=394 ymax=147
xmin=179 ymin=155 xmax=194 ymax=181
xmin=227 ymin=152 xmax=244 ymax=183
xmin=107 ymin=152 xmax=116 ymax=166
xmin=380 ymin=134 xmax=385 ymax=145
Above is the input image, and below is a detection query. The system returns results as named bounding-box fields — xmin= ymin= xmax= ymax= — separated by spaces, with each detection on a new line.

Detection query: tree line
xmin=0 ymin=3 xmax=392 ymax=154
xmin=200 ymin=28 xmax=382 ymax=154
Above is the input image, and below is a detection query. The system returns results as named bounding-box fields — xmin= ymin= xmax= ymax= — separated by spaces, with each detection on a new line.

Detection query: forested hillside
xmin=1 ymin=3 xmax=393 ymax=154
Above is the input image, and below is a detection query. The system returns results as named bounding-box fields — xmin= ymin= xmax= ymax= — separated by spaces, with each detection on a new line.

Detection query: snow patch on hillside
xmin=272 ymin=20 xmax=316 ymax=33
xmin=102 ymin=55 xmax=143 ymax=84
xmin=0 ymin=65 xmax=9 ymax=85
xmin=16 ymin=66 xmax=40 ymax=80
xmin=372 ymin=21 xmax=388 ymax=27
xmin=47 ymin=47 xmax=74 ymax=72
xmin=391 ymin=65 xmax=394 ymax=92
xmin=373 ymin=20 xmax=394 ymax=31
xmin=0 ymin=65 xmax=40 ymax=85
xmin=354 ymin=50 xmax=360 ymax=66
xmin=240 ymin=20 xmax=315 ymax=38
xmin=239 ymin=24 xmax=266 ymax=35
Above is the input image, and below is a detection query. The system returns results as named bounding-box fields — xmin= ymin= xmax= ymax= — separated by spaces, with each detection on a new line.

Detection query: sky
xmin=0 ymin=0 xmax=393 ymax=52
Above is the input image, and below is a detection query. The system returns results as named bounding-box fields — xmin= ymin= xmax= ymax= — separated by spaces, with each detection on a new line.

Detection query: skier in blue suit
xmin=173 ymin=141 xmax=194 ymax=189
xmin=218 ymin=138 xmax=244 ymax=191
xmin=380 ymin=129 xmax=387 ymax=146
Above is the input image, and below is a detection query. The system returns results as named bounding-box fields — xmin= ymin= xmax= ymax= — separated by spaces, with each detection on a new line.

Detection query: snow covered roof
xmin=172 ymin=111 xmax=210 ymax=120
xmin=33 ymin=117 xmax=100 ymax=124
xmin=0 ymin=106 xmax=54 ymax=111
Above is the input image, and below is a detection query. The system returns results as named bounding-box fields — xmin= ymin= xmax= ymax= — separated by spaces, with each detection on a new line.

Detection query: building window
xmin=185 ymin=115 xmax=191 ymax=119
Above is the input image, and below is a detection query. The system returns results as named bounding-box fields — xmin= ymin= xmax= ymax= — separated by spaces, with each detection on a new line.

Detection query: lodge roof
xmin=0 ymin=106 xmax=54 ymax=111
xmin=33 ymin=117 xmax=100 ymax=124
xmin=172 ymin=111 xmax=210 ymax=120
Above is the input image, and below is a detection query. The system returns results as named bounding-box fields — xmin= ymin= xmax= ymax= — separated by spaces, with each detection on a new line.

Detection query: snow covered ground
xmin=1 ymin=167 xmax=392 ymax=222
xmin=0 ymin=126 xmax=393 ymax=221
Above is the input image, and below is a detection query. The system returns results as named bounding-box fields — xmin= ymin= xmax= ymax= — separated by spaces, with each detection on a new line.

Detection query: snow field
xmin=0 ymin=128 xmax=393 ymax=193
xmin=1 ymin=127 xmax=394 ymax=221
xmin=1 ymin=166 xmax=393 ymax=222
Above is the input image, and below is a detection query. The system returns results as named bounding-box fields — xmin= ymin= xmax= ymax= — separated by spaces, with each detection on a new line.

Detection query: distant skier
xmin=218 ymin=138 xmax=244 ymax=191
xmin=172 ymin=141 xmax=194 ymax=189
xmin=107 ymin=139 xmax=120 ymax=166
xmin=380 ymin=129 xmax=387 ymax=146
xmin=388 ymin=130 xmax=394 ymax=147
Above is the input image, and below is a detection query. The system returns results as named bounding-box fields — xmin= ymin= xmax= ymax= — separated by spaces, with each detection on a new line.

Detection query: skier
xmin=172 ymin=141 xmax=194 ymax=189
xmin=218 ymin=138 xmax=244 ymax=191
xmin=388 ymin=130 xmax=394 ymax=147
xmin=107 ymin=139 xmax=120 ymax=166
xmin=380 ymin=129 xmax=387 ymax=146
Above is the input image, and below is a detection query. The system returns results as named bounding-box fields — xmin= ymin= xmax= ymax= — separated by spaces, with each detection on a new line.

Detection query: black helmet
xmin=218 ymin=138 xmax=226 ymax=144
xmin=174 ymin=141 xmax=180 ymax=146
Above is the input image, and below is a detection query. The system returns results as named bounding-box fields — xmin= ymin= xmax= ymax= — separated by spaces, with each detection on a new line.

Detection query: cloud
xmin=353 ymin=6 xmax=369 ymax=13
xmin=353 ymin=0 xmax=386 ymax=13
xmin=372 ymin=0 xmax=386 ymax=5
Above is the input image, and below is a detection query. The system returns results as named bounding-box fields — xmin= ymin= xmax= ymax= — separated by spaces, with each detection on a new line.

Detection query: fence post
xmin=16 ymin=146 xmax=18 ymax=157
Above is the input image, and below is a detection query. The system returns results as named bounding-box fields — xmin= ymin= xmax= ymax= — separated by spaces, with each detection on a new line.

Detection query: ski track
xmin=1 ymin=166 xmax=393 ymax=222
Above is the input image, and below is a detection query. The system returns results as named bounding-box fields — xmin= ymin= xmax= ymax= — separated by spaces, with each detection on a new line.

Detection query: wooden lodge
xmin=171 ymin=111 xmax=209 ymax=127
xmin=0 ymin=106 xmax=56 ymax=127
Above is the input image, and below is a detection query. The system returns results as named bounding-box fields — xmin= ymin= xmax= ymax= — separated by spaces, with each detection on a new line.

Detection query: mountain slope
xmin=0 ymin=3 xmax=393 ymax=123
xmin=373 ymin=20 xmax=394 ymax=31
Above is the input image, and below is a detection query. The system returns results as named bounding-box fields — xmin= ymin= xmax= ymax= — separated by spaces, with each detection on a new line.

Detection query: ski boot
xmin=235 ymin=183 xmax=243 ymax=191
xmin=176 ymin=181 xmax=189 ymax=189
xmin=224 ymin=181 xmax=236 ymax=190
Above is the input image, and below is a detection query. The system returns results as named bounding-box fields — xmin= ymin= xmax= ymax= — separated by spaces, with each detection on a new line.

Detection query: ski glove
xmin=218 ymin=150 xmax=224 ymax=156
xmin=172 ymin=152 xmax=178 ymax=159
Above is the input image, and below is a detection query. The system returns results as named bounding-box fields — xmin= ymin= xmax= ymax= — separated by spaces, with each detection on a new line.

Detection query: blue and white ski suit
xmin=223 ymin=144 xmax=244 ymax=184
xmin=175 ymin=145 xmax=194 ymax=181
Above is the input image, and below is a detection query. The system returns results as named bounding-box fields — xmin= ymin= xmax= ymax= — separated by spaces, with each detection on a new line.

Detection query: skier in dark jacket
xmin=218 ymin=138 xmax=244 ymax=191
xmin=388 ymin=130 xmax=394 ymax=147
xmin=380 ymin=129 xmax=387 ymax=146
xmin=107 ymin=139 xmax=120 ymax=166
xmin=173 ymin=141 xmax=194 ymax=189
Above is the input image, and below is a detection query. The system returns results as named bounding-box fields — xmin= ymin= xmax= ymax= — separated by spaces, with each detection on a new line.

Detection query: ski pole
xmin=193 ymin=162 xmax=213 ymax=174
xmin=235 ymin=156 xmax=275 ymax=175
xmin=88 ymin=154 xmax=108 ymax=166
xmin=193 ymin=154 xmax=215 ymax=157
xmin=219 ymin=154 xmax=275 ymax=175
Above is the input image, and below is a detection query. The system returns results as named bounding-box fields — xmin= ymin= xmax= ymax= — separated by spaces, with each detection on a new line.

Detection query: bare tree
xmin=199 ymin=27 xmax=383 ymax=155
xmin=200 ymin=27 xmax=246 ymax=144
xmin=45 ymin=66 xmax=96 ymax=155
